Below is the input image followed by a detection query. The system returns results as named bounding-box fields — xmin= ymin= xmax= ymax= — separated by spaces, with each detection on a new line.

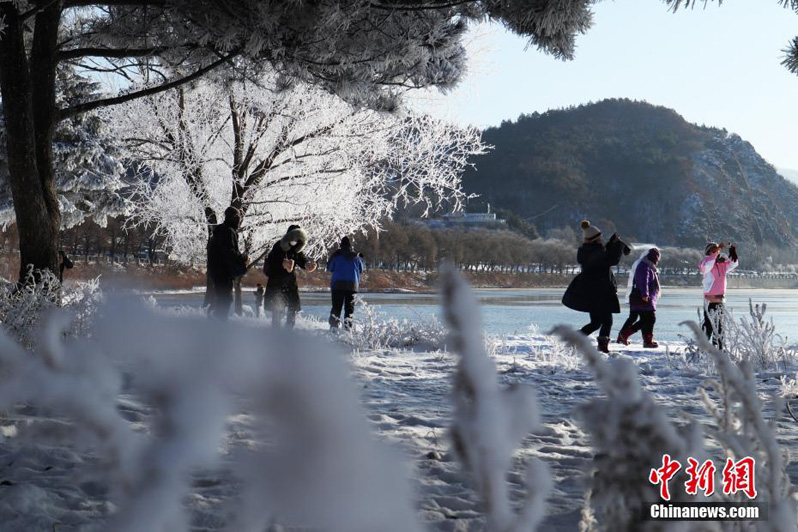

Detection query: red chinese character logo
xmin=722 ymin=457 xmax=757 ymax=499
xmin=649 ymin=454 xmax=682 ymax=501
xmin=685 ymin=457 xmax=716 ymax=496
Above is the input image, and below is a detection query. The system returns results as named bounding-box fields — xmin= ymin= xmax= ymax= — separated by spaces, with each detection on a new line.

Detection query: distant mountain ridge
xmin=464 ymin=99 xmax=798 ymax=249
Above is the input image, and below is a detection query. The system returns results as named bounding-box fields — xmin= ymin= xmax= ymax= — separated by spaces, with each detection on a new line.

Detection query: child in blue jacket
xmin=327 ymin=236 xmax=365 ymax=330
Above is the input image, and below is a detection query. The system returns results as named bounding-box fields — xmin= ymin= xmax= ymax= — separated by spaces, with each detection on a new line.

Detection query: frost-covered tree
xmin=110 ymin=77 xmax=487 ymax=266
xmin=0 ymin=0 xmax=597 ymax=282
xmin=0 ymin=66 xmax=127 ymax=230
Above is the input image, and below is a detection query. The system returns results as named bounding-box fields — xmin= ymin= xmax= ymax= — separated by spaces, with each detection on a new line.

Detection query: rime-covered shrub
xmin=552 ymin=326 xmax=707 ymax=532
xmin=683 ymin=300 xmax=797 ymax=371
xmin=0 ymin=270 xmax=559 ymax=531
xmin=723 ymin=301 xmax=796 ymax=370
xmin=338 ymin=298 xmax=448 ymax=351
xmin=442 ymin=269 xmax=550 ymax=532
xmin=686 ymin=321 xmax=797 ymax=531
xmin=490 ymin=327 xmax=582 ymax=372
xmin=0 ymin=268 xmax=101 ymax=351
xmin=0 ymin=302 xmax=423 ymax=532
xmin=557 ymin=318 xmax=797 ymax=532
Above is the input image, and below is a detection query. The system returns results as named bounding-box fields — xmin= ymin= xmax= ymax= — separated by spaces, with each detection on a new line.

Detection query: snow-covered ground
xmin=349 ymin=335 xmax=798 ymax=531
xmin=1 ymin=292 xmax=797 ymax=531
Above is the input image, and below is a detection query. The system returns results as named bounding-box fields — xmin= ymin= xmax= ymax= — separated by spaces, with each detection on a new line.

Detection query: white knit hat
xmin=581 ymin=220 xmax=601 ymax=242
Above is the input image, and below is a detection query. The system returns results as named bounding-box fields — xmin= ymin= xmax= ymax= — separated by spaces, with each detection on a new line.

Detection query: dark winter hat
xmin=580 ymin=220 xmax=601 ymax=243
xmin=340 ymin=236 xmax=351 ymax=249
xmin=224 ymin=206 xmax=241 ymax=220
xmin=647 ymin=248 xmax=661 ymax=264
xmin=287 ymin=224 xmax=300 ymax=232
xmin=224 ymin=206 xmax=242 ymax=227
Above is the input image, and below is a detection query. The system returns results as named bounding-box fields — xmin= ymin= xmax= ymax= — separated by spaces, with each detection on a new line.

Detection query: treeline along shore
xmin=3 ymin=255 xmax=797 ymax=293
xmin=3 ymin=220 xmax=798 ymax=292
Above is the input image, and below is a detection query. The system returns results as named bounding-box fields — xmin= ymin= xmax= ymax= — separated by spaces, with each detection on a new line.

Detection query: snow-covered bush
xmin=0 ymin=268 xmax=101 ymax=351
xmin=338 ymin=298 xmax=448 ymax=351
xmin=0 ymin=269 xmax=563 ymax=531
xmin=687 ymin=300 xmax=796 ymax=370
xmin=554 ymin=318 xmax=797 ymax=532
xmin=552 ymin=326 xmax=705 ymax=532
xmin=723 ymin=301 xmax=796 ymax=370
xmin=0 ymin=301 xmax=422 ymax=531
xmin=685 ymin=321 xmax=797 ymax=530
xmin=491 ymin=327 xmax=582 ymax=372
xmin=442 ymin=269 xmax=551 ymax=532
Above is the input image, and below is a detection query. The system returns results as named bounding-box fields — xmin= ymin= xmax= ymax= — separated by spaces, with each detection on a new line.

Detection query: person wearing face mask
xmin=263 ymin=224 xmax=317 ymax=328
xmin=207 ymin=206 xmax=249 ymax=320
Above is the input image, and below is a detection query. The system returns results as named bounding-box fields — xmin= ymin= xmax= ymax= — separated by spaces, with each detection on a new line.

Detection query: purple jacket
xmin=630 ymin=258 xmax=660 ymax=311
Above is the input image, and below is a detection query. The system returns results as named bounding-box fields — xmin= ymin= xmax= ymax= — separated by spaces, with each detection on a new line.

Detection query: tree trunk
xmin=0 ymin=4 xmax=62 ymax=281
xmin=202 ymin=214 xmax=217 ymax=308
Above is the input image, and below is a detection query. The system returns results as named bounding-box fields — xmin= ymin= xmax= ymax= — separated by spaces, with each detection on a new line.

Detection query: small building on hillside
xmin=424 ymin=205 xmax=507 ymax=229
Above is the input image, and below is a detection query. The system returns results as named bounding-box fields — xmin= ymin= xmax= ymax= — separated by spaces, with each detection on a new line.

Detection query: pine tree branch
xmin=783 ymin=36 xmax=798 ymax=74
xmin=58 ymin=46 xmax=186 ymax=61
xmin=369 ymin=0 xmax=474 ymax=11
xmin=59 ymin=50 xmax=239 ymax=120
xmin=64 ymin=0 xmax=166 ymax=7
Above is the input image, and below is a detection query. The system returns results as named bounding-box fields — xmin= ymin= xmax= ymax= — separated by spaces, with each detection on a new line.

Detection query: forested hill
xmin=463 ymin=99 xmax=798 ymax=249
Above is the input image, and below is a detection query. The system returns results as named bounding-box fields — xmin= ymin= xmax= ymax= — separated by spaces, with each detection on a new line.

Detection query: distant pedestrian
xmin=327 ymin=236 xmax=365 ymax=330
xmin=617 ymin=248 xmax=661 ymax=348
xmin=562 ymin=220 xmax=630 ymax=353
xmin=699 ymin=242 xmax=738 ymax=349
xmin=254 ymin=283 xmax=264 ymax=318
xmin=58 ymin=250 xmax=73 ymax=283
xmin=263 ymin=225 xmax=317 ymax=329
xmin=206 ymin=207 xmax=249 ymax=320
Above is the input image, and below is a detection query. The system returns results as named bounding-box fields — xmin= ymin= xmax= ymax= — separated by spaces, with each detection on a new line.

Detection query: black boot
xmin=597 ymin=336 xmax=610 ymax=354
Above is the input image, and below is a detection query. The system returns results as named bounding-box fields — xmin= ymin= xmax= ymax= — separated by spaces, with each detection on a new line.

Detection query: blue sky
xmin=410 ymin=0 xmax=798 ymax=170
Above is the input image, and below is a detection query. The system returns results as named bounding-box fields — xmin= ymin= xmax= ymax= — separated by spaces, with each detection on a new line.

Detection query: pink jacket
xmin=698 ymin=251 xmax=738 ymax=297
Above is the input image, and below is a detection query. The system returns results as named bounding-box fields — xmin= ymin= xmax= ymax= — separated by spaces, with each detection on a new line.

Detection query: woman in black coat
xmin=562 ymin=220 xmax=629 ymax=353
xmin=263 ymin=225 xmax=317 ymax=328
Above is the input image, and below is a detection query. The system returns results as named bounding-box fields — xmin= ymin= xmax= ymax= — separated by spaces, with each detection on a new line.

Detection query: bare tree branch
xmin=59 ymin=50 xmax=239 ymax=120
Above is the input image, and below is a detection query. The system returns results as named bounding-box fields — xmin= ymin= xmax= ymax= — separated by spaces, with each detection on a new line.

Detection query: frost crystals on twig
xmin=442 ymin=267 xmax=551 ymax=532
xmin=552 ymin=325 xmax=706 ymax=532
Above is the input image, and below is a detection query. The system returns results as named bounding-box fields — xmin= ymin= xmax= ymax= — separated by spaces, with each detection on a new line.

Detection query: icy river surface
xmin=151 ymin=287 xmax=798 ymax=342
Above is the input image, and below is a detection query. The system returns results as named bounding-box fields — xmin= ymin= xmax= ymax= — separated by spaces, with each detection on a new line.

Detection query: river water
xmin=150 ymin=287 xmax=798 ymax=343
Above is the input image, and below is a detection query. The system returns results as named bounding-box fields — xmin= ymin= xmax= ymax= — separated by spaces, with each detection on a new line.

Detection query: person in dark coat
xmin=617 ymin=248 xmax=661 ymax=348
xmin=263 ymin=225 xmax=317 ymax=328
xmin=207 ymin=207 xmax=249 ymax=320
xmin=327 ymin=236 xmax=365 ymax=330
xmin=58 ymin=250 xmax=73 ymax=283
xmin=562 ymin=220 xmax=630 ymax=353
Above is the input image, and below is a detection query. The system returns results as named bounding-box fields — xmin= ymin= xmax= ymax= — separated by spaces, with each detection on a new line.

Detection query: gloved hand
xmin=729 ymin=245 xmax=738 ymax=262
xmin=623 ymin=243 xmax=632 ymax=256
